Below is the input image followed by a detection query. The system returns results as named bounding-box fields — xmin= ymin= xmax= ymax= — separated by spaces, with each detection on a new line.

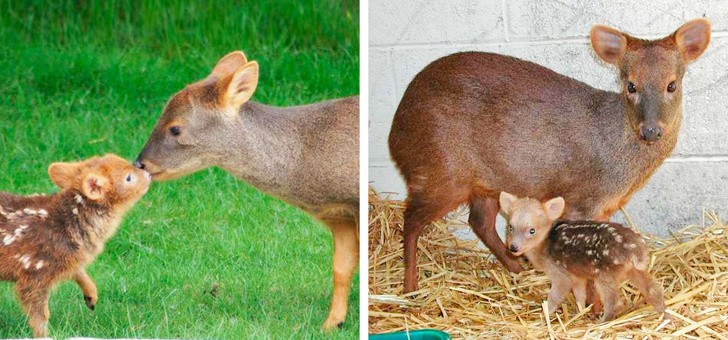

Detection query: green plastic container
xmin=369 ymin=329 xmax=452 ymax=340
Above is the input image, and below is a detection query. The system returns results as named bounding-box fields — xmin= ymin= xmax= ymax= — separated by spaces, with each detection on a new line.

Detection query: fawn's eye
xmin=125 ymin=174 xmax=133 ymax=182
xmin=170 ymin=126 xmax=181 ymax=136
xmin=529 ymin=228 xmax=536 ymax=235
xmin=667 ymin=81 xmax=677 ymax=93
xmin=627 ymin=82 xmax=637 ymax=93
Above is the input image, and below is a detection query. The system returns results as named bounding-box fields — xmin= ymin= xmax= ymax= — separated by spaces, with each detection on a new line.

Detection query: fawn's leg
xmin=628 ymin=269 xmax=665 ymax=314
xmin=547 ymin=271 xmax=573 ymax=314
xmin=74 ymin=268 xmax=98 ymax=310
xmin=321 ymin=218 xmax=359 ymax=331
xmin=572 ymin=277 xmax=588 ymax=311
xmin=594 ymin=276 xmax=622 ymax=322
xmin=16 ymin=283 xmax=51 ymax=338
xmin=469 ymin=196 xmax=523 ymax=273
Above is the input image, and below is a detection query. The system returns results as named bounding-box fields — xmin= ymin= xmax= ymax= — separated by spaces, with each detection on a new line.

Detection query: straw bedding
xmin=368 ymin=191 xmax=728 ymax=339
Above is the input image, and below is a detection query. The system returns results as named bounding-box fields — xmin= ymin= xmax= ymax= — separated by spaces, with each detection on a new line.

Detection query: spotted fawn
xmin=499 ymin=192 xmax=665 ymax=322
xmin=0 ymin=154 xmax=150 ymax=337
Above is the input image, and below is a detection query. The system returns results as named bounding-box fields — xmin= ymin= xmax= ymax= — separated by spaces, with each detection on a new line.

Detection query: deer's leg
xmin=321 ymin=218 xmax=359 ymax=331
xmin=628 ymin=269 xmax=665 ymax=315
xmin=469 ymin=195 xmax=523 ymax=273
xmin=572 ymin=277 xmax=588 ymax=311
xmin=74 ymin=268 xmax=98 ymax=310
xmin=16 ymin=282 xmax=51 ymax=338
xmin=547 ymin=270 xmax=574 ymax=315
xmin=403 ymin=190 xmax=458 ymax=293
xmin=594 ymin=276 xmax=623 ymax=322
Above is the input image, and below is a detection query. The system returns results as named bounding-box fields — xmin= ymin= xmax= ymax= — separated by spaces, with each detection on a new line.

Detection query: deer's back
xmin=292 ymin=95 xmax=359 ymax=215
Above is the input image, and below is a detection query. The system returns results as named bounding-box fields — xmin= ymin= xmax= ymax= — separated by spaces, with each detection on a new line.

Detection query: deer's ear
xmin=675 ymin=18 xmax=711 ymax=63
xmin=220 ymin=61 xmax=259 ymax=109
xmin=543 ymin=197 xmax=566 ymax=221
xmin=499 ymin=192 xmax=518 ymax=215
xmin=48 ymin=162 xmax=82 ymax=189
xmin=81 ymin=172 xmax=110 ymax=201
xmin=591 ymin=25 xmax=627 ymax=64
xmin=211 ymin=51 xmax=248 ymax=78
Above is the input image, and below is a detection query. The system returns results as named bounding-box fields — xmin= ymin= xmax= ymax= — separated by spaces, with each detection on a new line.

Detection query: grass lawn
xmin=0 ymin=1 xmax=359 ymax=338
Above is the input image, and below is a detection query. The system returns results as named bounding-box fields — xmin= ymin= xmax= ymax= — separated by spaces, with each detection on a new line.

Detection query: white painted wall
xmin=369 ymin=0 xmax=728 ymax=236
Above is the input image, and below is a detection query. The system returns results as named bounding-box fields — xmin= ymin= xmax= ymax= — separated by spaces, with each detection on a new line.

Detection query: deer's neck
xmin=216 ymin=101 xmax=306 ymax=201
xmin=597 ymin=92 xmax=679 ymax=191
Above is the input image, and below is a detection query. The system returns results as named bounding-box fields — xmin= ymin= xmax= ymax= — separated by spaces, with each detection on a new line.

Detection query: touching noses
xmin=639 ymin=125 xmax=663 ymax=143
xmin=134 ymin=158 xmax=145 ymax=170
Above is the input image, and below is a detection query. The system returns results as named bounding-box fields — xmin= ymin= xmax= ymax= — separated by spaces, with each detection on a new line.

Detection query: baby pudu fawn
xmin=0 ymin=154 xmax=151 ymax=337
xmin=499 ymin=192 xmax=665 ymax=322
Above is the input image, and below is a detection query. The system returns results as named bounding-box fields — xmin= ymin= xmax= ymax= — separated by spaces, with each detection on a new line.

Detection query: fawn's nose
xmin=134 ymin=159 xmax=145 ymax=170
xmin=639 ymin=126 xmax=663 ymax=143
xmin=508 ymin=244 xmax=519 ymax=253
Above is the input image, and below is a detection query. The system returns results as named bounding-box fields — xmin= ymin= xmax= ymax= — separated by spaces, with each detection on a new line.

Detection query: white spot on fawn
xmin=614 ymin=235 xmax=623 ymax=243
xmin=38 ymin=209 xmax=48 ymax=218
xmin=586 ymin=250 xmax=594 ymax=256
xmin=72 ymin=207 xmax=79 ymax=215
xmin=75 ymin=194 xmax=84 ymax=204
xmin=626 ymin=243 xmax=637 ymax=249
xmin=35 ymin=260 xmax=44 ymax=270
xmin=613 ymin=259 xmax=620 ymax=265
xmin=18 ymin=254 xmax=31 ymax=269
xmin=3 ymin=225 xmax=29 ymax=245
xmin=603 ymin=249 xmax=609 ymax=256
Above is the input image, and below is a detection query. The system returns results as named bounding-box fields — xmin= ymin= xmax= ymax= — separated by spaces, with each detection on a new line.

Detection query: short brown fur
xmin=135 ymin=51 xmax=359 ymax=330
xmin=499 ymin=192 xmax=665 ymax=322
xmin=388 ymin=19 xmax=711 ymax=293
xmin=0 ymin=154 xmax=150 ymax=337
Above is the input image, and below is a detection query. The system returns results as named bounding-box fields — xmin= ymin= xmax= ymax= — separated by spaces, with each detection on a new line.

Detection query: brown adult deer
xmin=388 ymin=19 xmax=711 ymax=293
xmin=135 ymin=51 xmax=359 ymax=331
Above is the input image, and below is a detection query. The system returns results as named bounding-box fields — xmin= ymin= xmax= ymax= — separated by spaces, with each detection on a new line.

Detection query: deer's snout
xmin=639 ymin=125 xmax=663 ymax=143
xmin=508 ymin=244 xmax=519 ymax=253
xmin=133 ymin=158 xmax=145 ymax=170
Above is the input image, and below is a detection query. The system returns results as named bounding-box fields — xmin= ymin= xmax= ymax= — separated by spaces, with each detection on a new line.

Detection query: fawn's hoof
xmin=84 ymin=295 xmax=96 ymax=311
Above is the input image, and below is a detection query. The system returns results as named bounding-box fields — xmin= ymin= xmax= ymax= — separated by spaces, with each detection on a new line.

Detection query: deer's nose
xmin=134 ymin=159 xmax=145 ymax=169
xmin=639 ymin=126 xmax=663 ymax=143
xmin=508 ymin=244 xmax=519 ymax=253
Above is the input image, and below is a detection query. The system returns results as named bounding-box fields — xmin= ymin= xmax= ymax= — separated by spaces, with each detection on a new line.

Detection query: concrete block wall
xmin=368 ymin=0 xmax=728 ymax=236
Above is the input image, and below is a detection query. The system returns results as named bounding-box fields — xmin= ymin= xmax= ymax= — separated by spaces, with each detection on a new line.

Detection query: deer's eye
xmin=529 ymin=228 xmax=536 ymax=235
xmin=667 ymin=81 xmax=677 ymax=93
xmin=170 ymin=126 xmax=181 ymax=136
xmin=125 ymin=174 xmax=133 ymax=182
xmin=627 ymin=82 xmax=637 ymax=93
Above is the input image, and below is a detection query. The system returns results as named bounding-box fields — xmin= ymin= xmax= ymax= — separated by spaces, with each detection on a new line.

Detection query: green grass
xmin=0 ymin=1 xmax=359 ymax=338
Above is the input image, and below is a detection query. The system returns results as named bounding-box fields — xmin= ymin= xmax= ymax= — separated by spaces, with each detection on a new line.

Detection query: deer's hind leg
xmin=16 ymin=282 xmax=51 ymax=337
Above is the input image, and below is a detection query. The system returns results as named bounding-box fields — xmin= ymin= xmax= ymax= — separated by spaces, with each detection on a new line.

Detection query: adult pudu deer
xmin=135 ymin=51 xmax=359 ymax=330
xmin=499 ymin=192 xmax=665 ymax=322
xmin=388 ymin=19 xmax=711 ymax=293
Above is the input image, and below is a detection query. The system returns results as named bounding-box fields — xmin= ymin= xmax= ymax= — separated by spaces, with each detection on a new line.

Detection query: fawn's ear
xmin=499 ymin=192 xmax=518 ymax=215
xmin=211 ymin=51 xmax=248 ymax=78
xmin=543 ymin=197 xmax=566 ymax=221
xmin=81 ymin=172 xmax=109 ymax=201
xmin=220 ymin=61 xmax=259 ymax=109
xmin=48 ymin=162 xmax=81 ymax=189
xmin=674 ymin=18 xmax=711 ymax=63
xmin=590 ymin=25 xmax=627 ymax=64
